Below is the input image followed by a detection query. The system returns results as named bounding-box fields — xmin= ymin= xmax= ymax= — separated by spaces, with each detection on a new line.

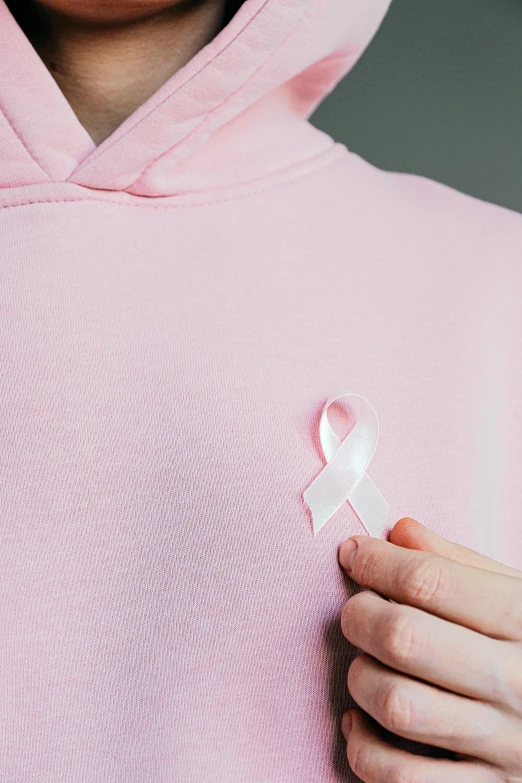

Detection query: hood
xmin=0 ymin=0 xmax=392 ymax=197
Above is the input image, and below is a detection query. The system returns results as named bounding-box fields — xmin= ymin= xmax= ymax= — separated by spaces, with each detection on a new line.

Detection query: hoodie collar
xmin=0 ymin=0 xmax=392 ymax=197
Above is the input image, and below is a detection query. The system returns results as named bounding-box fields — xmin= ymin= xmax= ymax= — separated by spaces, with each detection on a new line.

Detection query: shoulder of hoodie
xmin=323 ymin=148 xmax=522 ymax=274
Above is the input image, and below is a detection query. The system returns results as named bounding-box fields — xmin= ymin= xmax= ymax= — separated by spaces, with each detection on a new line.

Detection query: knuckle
xmin=380 ymin=610 xmax=418 ymax=666
xmin=348 ymin=737 xmax=419 ymax=783
xmin=355 ymin=546 xmax=381 ymax=588
xmin=391 ymin=772 xmax=424 ymax=783
xmin=505 ymin=594 xmax=522 ymax=639
xmin=347 ymin=653 xmax=365 ymax=693
xmin=347 ymin=739 xmax=379 ymax=782
xmin=388 ymin=772 xmax=419 ymax=783
xmin=489 ymin=645 xmax=522 ymax=709
xmin=507 ymin=668 xmax=522 ymax=713
xmin=379 ymin=682 xmax=413 ymax=734
xmin=400 ymin=557 xmax=449 ymax=604
xmin=508 ymin=746 xmax=522 ymax=771
xmin=340 ymin=596 xmax=356 ymax=639
xmin=341 ymin=590 xmax=370 ymax=640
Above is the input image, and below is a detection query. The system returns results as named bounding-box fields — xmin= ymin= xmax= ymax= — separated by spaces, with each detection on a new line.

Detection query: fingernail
xmin=341 ymin=711 xmax=353 ymax=739
xmin=338 ymin=538 xmax=358 ymax=572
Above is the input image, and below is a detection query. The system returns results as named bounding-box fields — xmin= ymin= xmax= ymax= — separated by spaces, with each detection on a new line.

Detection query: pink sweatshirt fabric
xmin=1 ymin=0 xmax=522 ymax=780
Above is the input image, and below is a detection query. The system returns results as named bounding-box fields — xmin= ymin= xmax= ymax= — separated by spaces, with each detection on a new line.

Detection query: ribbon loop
xmin=303 ymin=392 xmax=388 ymax=537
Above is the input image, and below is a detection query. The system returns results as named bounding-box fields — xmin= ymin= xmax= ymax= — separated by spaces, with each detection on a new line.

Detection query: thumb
xmin=389 ymin=517 xmax=522 ymax=579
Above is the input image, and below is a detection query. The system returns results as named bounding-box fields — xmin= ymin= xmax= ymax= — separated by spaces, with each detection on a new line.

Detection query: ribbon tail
xmin=303 ymin=471 xmax=349 ymax=536
xmin=348 ymin=473 xmax=389 ymax=538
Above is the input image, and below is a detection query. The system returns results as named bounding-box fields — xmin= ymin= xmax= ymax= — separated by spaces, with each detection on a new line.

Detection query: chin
xmin=22 ymin=0 xmax=201 ymax=25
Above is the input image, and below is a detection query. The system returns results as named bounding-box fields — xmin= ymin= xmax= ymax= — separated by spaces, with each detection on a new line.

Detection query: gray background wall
xmin=310 ymin=0 xmax=522 ymax=214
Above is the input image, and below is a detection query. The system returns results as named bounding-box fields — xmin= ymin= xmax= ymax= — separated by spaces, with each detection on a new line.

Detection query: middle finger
xmin=348 ymin=653 xmax=507 ymax=763
xmin=341 ymin=590 xmax=519 ymax=705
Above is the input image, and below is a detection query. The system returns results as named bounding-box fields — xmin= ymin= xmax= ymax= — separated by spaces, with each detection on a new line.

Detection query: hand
xmin=337 ymin=517 xmax=522 ymax=782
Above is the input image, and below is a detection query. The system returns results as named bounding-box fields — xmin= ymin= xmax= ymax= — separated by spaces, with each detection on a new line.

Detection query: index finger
xmin=338 ymin=536 xmax=522 ymax=640
xmin=390 ymin=517 xmax=522 ymax=579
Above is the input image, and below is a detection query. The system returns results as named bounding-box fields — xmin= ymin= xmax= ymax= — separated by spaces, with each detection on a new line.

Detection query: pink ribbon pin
xmin=303 ymin=392 xmax=389 ymax=536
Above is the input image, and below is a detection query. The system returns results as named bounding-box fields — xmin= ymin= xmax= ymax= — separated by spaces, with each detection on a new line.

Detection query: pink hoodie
xmin=1 ymin=0 xmax=522 ymax=780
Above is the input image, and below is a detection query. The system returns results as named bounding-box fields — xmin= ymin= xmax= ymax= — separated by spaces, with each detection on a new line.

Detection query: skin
xmin=338 ymin=518 xmax=522 ymax=782
xmin=10 ymin=0 xmax=234 ymax=145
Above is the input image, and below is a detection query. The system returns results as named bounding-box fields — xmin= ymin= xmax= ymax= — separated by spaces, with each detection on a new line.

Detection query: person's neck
xmin=29 ymin=1 xmax=227 ymax=146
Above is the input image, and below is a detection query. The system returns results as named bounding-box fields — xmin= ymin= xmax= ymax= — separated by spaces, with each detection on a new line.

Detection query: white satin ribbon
xmin=303 ymin=392 xmax=389 ymax=537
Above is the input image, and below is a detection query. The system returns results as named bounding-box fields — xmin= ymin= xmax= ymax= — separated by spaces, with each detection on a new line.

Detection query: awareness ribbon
xmin=303 ymin=392 xmax=389 ymax=537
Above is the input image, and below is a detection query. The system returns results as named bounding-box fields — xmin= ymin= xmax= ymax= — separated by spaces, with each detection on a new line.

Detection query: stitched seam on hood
xmin=127 ymin=0 xmax=329 ymax=192
xmin=1 ymin=142 xmax=347 ymax=211
xmin=69 ymin=0 xmax=272 ymax=176
xmin=0 ymin=106 xmax=52 ymax=181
